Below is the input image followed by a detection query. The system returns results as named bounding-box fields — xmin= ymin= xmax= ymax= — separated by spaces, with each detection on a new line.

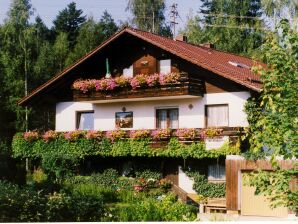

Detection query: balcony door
xmin=156 ymin=108 xmax=178 ymax=129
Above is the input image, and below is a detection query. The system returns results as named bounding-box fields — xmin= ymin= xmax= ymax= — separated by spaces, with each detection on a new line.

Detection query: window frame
xmin=207 ymin=163 xmax=226 ymax=183
xmin=158 ymin=59 xmax=171 ymax=74
xmin=155 ymin=107 xmax=179 ymax=129
xmin=76 ymin=110 xmax=94 ymax=130
xmin=205 ymin=104 xmax=229 ymax=128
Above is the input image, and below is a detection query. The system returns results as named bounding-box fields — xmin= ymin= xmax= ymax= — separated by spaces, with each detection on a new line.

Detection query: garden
xmin=1 ymin=128 xmax=233 ymax=222
xmin=0 ymin=167 xmax=198 ymax=222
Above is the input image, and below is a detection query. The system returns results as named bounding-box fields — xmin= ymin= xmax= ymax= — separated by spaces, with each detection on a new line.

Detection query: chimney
xmin=199 ymin=43 xmax=215 ymax=49
xmin=175 ymin=34 xmax=188 ymax=42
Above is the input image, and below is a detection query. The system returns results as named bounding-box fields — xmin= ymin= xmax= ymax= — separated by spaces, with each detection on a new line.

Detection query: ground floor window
xmin=156 ymin=108 xmax=179 ymax=129
xmin=76 ymin=111 xmax=94 ymax=130
xmin=208 ymin=164 xmax=226 ymax=181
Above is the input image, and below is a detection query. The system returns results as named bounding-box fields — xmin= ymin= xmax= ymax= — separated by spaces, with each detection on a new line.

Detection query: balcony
xmin=13 ymin=127 xmax=242 ymax=160
xmin=72 ymin=73 xmax=204 ymax=103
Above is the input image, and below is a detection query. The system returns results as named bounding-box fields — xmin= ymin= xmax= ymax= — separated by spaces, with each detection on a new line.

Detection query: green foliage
xmin=0 ymin=181 xmax=46 ymax=222
xmin=53 ymin=2 xmax=86 ymax=47
xmin=64 ymin=168 xmax=120 ymax=189
xmin=245 ymin=21 xmax=298 ymax=160
xmin=0 ymin=180 xmax=106 ymax=222
xmin=182 ymin=0 xmax=264 ymax=56
xmin=110 ymin=193 xmax=197 ymax=221
xmin=244 ymin=21 xmax=298 ymax=212
xmin=12 ymin=134 xmax=238 ymax=162
xmin=126 ymin=0 xmax=171 ymax=36
xmin=243 ymin=168 xmax=298 ymax=215
xmin=186 ymin=172 xmax=226 ymax=198
xmin=135 ymin=169 xmax=162 ymax=180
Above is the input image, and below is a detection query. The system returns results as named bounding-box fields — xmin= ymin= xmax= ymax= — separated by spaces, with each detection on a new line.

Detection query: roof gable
xmin=19 ymin=27 xmax=262 ymax=105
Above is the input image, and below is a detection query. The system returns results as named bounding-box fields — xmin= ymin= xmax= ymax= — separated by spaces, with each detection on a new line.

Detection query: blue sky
xmin=0 ymin=0 xmax=202 ymax=32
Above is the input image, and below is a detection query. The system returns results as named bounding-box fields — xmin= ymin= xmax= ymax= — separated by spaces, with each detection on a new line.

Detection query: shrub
xmin=106 ymin=129 xmax=127 ymax=141
xmin=135 ymin=169 xmax=162 ymax=180
xmin=151 ymin=129 xmax=171 ymax=140
xmin=111 ymin=193 xmax=196 ymax=221
xmin=0 ymin=181 xmax=46 ymax=222
xmin=23 ymin=131 xmax=39 ymax=142
xmin=32 ymin=168 xmax=48 ymax=183
xmin=42 ymin=130 xmax=60 ymax=142
xmin=186 ymin=172 xmax=226 ymax=198
xmin=175 ymin=128 xmax=199 ymax=140
xmin=85 ymin=130 xmax=103 ymax=140
xmin=130 ymin=129 xmax=151 ymax=140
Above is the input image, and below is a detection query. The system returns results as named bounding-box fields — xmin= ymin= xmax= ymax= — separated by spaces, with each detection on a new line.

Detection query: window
xmin=159 ymin=59 xmax=171 ymax=74
xmin=208 ymin=164 xmax=226 ymax=181
xmin=156 ymin=108 xmax=178 ymax=129
xmin=206 ymin=104 xmax=228 ymax=127
xmin=123 ymin=65 xmax=133 ymax=78
xmin=115 ymin=112 xmax=133 ymax=128
xmin=77 ymin=111 xmax=94 ymax=130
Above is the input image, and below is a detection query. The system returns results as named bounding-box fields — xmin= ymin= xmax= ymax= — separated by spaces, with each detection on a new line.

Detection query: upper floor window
xmin=156 ymin=108 xmax=178 ymax=129
xmin=159 ymin=59 xmax=171 ymax=74
xmin=123 ymin=65 xmax=133 ymax=78
xmin=77 ymin=111 xmax=94 ymax=130
xmin=206 ymin=104 xmax=228 ymax=127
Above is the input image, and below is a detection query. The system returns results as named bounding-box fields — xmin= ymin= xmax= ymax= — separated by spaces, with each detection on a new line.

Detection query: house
xmin=18 ymin=27 xmax=293 ymax=217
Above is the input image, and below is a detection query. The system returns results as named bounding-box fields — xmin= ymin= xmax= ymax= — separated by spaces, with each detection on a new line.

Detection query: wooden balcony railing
xmin=73 ymin=73 xmax=204 ymax=102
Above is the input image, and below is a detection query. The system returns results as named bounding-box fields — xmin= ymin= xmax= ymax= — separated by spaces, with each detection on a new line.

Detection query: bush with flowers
xmin=85 ymin=130 xmax=104 ymax=140
xmin=106 ymin=129 xmax=127 ymax=141
xmin=175 ymin=128 xmax=199 ymax=140
xmin=115 ymin=76 xmax=130 ymax=88
xmin=64 ymin=130 xmax=85 ymax=141
xmin=202 ymin=128 xmax=223 ymax=138
xmin=23 ymin=131 xmax=39 ymax=142
xmin=151 ymin=129 xmax=171 ymax=140
xmin=159 ymin=73 xmax=181 ymax=85
xmin=73 ymin=72 xmax=183 ymax=93
xmin=42 ymin=130 xmax=60 ymax=142
xmin=146 ymin=73 xmax=159 ymax=87
xmin=130 ymin=129 xmax=151 ymax=140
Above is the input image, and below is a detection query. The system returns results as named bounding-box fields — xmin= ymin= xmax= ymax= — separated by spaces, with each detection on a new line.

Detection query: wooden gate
xmin=240 ymin=172 xmax=288 ymax=217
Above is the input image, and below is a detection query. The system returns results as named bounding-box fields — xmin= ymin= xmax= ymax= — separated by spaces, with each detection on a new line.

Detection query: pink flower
xmin=159 ymin=72 xmax=181 ymax=85
xmin=175 ymin=128 xmax=198 ymax=140
xmin=151 ymin=129 xmax=171 ymax=140
xmin=23 ymin=131 xmax=39 ymax=142
xmin=42 ymin=130 xmax=59 ymax=142
xmin=85 ymin=130 xmax=103 ymax=140
xmin=146 ymin=73 xmax=159 ymax=87
xmin=106 ymin=129 xmax=127 ymax=141
xmin=64 ymin=130 xmax=85 ymax=141
xmin=130 ymin=129 xmax=151 ymax=140
xmin=115 ymin=76 xmax=130 ymax=88
xmin=130 ymin=74 xmax=147 ymax=89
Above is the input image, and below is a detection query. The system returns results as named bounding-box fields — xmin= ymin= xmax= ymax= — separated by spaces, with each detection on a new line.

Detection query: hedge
xmin=12 ymin=133 xmax=239 ymax=160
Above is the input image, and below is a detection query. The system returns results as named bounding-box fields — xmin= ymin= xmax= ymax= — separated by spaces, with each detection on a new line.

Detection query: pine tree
xmin=53 ymin=2 xmax=86 ymax=48
xmin=182 ymin=0 xmax=265 ymax=56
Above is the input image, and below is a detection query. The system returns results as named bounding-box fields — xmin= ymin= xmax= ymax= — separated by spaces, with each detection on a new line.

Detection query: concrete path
xmin=198 ymin=213 xmax=297 ymax=221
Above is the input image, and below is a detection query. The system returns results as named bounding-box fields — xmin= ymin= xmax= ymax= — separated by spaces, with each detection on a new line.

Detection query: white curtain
xmin=169 ymin=109 xmax=178 ymax=129
xmin=207 ymin=105 xmax=228 ymax=127
xmin=79 ymin=113 xmax=94 ymax=130
xmin=157 ymin=110 xmax=167 ymax=129
xmin=159 ymin=59 xmax=171 ymax=74
xmin=208 ymin=164 xmax=226 ymax=180
xmin=123 ymin=64 xmax=133 ymax=77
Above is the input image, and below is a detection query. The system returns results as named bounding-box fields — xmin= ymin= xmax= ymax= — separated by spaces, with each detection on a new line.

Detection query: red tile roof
xmin=19 ymin=27 xmax=262 ymax=105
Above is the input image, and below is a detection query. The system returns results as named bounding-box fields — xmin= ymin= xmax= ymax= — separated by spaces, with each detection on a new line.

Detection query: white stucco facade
xmin=55 ymin=91 xmax=251 ymax=131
